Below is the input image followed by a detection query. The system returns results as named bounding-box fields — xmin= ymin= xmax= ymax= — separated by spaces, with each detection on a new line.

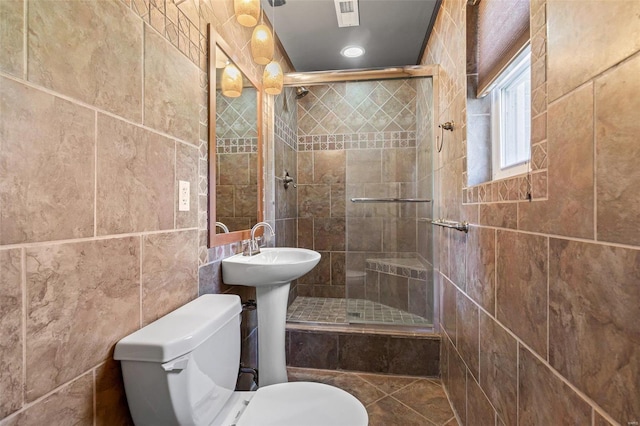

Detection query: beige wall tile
xmin=25 ymin=237 xmax=140 ymax=401
xmin=466 ymin=376 xmax=495 ymax=425
xmin=479 ymin=312 xmax=517 ymax=426
xmin=28 ymin=0 xmax=143 ymax=122
xmin=346 ymin=150 xmax=382 ymax=184
xmin=549 ymin=239 xmax=640 ymax=423
xmin=313 ymin=151 xmax=345 ymax=184
xmin=346 ymin=218 xmax=382 ymax=252
xmin=465 ymin=226 xmax=495 ymax=315
xmin=547 ymin=1 xmax=640 ymax=101
xmin=496 ymin=230 xmax=548 ymax=357
xmin=313 ymin=218 xmax=345 ymax=252
xmin=96 ymin=114 xmax=175 ymax=235
xmin=0 ymin=249 xmax=22 ymax=418
xmin=0 ymin=77 xmax=95 ymax=245
xmin=456 ymin=292 xmax=479 ymax=380
xmin=95 ymin=359 xmax=133 ymax=426
xmin=480 ymin=203 xmax=518 ymax=229
xmin=2 ymin=373 xmax=93 ymax=426
xmin=595 ymin=54 xmax=640 ymax=246
xmin=144 ymin=26 xmax=199 ymax=144
xmin=382 ymin=148 xmax=417 ymax=183
xmin=0 ymin=0 xmax=23 ymax=77
xmin=142 ymin=230 xmax=198 ymax=325
xmin=518 ymin=346 xmax=592 ymax=424
xmin=518 ymin=84 xmax=594 ymax=238
xmin=298 ymin=185 xmax=330 ymax=218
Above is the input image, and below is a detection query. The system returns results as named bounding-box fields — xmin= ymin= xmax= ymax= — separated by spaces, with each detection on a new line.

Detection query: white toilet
xmin=114 ymin=294 xmax=368 ymax=426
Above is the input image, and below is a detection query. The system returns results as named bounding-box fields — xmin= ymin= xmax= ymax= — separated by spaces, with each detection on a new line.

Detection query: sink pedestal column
xmin=256 ymin=282 xmax=290 ymax=387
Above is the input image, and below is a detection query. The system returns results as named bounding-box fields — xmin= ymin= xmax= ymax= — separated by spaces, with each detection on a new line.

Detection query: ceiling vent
xmin=334 ymin=0 xmax=360 ymax=27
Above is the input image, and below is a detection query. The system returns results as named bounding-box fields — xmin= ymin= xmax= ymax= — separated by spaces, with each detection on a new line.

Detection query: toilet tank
xmin=114 ymin=294 xmax=242 ymax=426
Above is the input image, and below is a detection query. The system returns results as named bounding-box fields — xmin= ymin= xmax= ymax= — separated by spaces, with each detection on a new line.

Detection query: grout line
xmin=0 ymin=71 xmax=198 ymax=148
xmin=0 ymin=227 xmax=198 ymax=251
xmin=592 ymin=82 xmax=598 ymax=242
xmin=21 ymin=247 xmax=27 ymax=408
xmin=92 ymin=369 xmax=96 ymax=426
xmin=94 ymin=111 xmax=98 ymax=237
xmin=22 ymin=0 xmax=27 ymax=81
xmin=139 ymin=236 xmax=144 ymax=328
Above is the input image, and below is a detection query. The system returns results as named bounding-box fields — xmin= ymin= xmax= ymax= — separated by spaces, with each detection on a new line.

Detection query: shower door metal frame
xmin=283 ymin=65 xmax=442 ymax=332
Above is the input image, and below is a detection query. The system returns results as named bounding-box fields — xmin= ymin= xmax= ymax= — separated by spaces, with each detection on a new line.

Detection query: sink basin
xmin=222 ymin=247 xmax=320 ymax=286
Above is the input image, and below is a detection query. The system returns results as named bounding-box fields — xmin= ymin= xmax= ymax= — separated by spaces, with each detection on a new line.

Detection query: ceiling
xmin=261 ymin=0 xmax=441 ymax=72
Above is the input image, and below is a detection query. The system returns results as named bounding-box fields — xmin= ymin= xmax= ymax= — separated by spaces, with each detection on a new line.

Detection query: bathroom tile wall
xmin=296 ymin=80 xmax=429 ymax=301
xmin=423 ymin=0 xmax=640 ymax=424
xmin=0 ymin=0 xmax=288 ymax=422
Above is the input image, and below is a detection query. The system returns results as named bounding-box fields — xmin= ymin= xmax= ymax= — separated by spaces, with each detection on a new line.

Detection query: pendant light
xmin=234 ymin=0 xmax=260 ymax=27
xmin=263 ymin=61 xmax=283 ymax=95
xmin=221 ymin=64 xmax=243 ymax=98
xmin=262 ymin=2 xmax=283 ymax=95
xmin=251 ymin=20 xmax=274 ymax=65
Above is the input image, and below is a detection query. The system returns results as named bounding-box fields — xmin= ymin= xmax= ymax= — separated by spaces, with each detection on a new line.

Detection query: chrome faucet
xmin=215 ymin=222 xmax=229 ymax=233
xmin=243 ymin=222 xmax=275 ymax=256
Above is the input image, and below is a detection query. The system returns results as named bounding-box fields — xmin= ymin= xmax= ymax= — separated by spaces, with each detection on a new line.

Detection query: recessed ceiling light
xmin=341 ymin=46 xmax=365 ymax=58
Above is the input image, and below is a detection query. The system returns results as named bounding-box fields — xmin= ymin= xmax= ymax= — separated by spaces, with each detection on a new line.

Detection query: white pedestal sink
xmin=221 ymin=247 xmax=321 ymax=387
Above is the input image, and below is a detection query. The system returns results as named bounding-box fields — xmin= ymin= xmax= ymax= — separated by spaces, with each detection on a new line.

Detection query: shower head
xmin=295 ymin=86 xmax=309 ymax=99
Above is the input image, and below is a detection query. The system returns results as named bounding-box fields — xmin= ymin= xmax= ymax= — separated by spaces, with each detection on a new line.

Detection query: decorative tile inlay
xmin=215 ymin=138 xmax=258 ymax=153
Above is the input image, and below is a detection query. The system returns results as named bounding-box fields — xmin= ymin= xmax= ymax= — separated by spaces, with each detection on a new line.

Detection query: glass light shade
xmin=234 ymin=0 xmax=260 ymax=27
xmin=263 ymin=61 xmax=283 ymax=95
xmin=221 ymin=65 xmax=243 ymax=98
xmin=251 ymin=25 xmax=274 ymax=65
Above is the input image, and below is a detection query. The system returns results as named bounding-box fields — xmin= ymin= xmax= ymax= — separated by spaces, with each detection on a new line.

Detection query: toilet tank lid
xmin=114 ymin=294 xmax=241 ymax=363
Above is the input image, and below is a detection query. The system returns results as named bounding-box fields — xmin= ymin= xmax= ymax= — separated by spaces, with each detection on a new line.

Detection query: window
xmin=491 ymin=46 xmax=531 ymax=180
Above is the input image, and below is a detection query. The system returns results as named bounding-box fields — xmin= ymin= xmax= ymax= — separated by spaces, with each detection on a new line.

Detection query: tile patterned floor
xmin=287 ymin=296 xmax=432 ymax=326
xmin=287 ymin=367 xmax=458 ymax=426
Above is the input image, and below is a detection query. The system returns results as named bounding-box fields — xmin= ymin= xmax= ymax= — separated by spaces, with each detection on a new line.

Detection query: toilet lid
xmin=236 ymin=382 xmax=368 ymax=426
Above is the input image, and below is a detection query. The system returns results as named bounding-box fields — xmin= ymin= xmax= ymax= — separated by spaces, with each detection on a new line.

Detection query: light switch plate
xmin=179 ymin=180 xmax=190 ymax=211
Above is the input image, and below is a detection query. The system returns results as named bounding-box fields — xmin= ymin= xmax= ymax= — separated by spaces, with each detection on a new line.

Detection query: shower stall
xmin=280 ymin=71 xmax=436 ymax=331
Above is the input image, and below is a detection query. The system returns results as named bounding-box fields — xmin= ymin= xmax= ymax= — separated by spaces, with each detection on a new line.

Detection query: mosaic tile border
xmin=275 ymin=116 xmax=298 ymax=151
xmin=215 ymin=137 xmax=258 ymax=153
xmin=366 ymin=258 xmax=429 ymax=280
xmin=298 ymin=131 xmax=417 ymax=151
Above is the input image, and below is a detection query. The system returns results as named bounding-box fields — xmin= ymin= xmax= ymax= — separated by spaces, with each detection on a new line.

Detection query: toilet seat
xmin=235 ymin=382 xmax=368 ymax=426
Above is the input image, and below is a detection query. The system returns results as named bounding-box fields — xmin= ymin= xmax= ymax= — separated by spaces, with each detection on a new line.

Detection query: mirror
xmin=208 ymin=26 xmax=263 ymax=246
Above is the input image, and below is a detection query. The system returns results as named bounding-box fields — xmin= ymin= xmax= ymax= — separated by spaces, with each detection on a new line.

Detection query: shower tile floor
xmin=287 ymin=367 xmax=458 ymax=426
xmin=286 ymin=296 xmax=432 ymax=326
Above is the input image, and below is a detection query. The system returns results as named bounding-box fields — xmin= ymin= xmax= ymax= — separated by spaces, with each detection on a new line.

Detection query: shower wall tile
xmin=2 ymin=373 xmax=93 ymax=426
xmin=141 ymin=230 xmax=198 ymax=325
xmin=313 ymin=218 xmax=345 ymax=252
xmin=549 ymin=239 xmax=640 ymax=423
xmin=379 ymin=273 xmax=408 ymax=312
xmin=0 ymin=78 xmax=95 ymax=245
xmin=96 ymin=114 xmax=175 ymax=235
xmin=479 ymin=311 xmax=517 ymax=426
xmin=25 ymin=237 xmax=140 ymax=401
xmin=313 ymin=151 xmax=346 ymax=184
xmin=496 ymin=230 xmax=548 ymax=357
xmin=465 ymin=226 xmax=495 ymax=314
xmin=297 ymin=185 xmax=330 ymax=218
xmin=144 ymin=26 xmax=199 ymax=144
xmin=455 ymin=292 xmax=479 ymax=380
xmin=595 ymin=54 xmax=640 ymax=246
xmin=346 ymin=218 xmax=383 ymax=252
xmin=95 ymin=359 xmax=134 ymax=426
xmin=382 ymin=148 xmax=417 ymax=183
xmin=447 ymin=347 xmax=467 ymax=424
xmin=441 ymin=277 xmax=457 ymax=343
xmin=346 ymin=150 xmax=382 ymax=184
xmin=518 ymin=346 xmax=592 ymax=424
xmin=0 ymin=249 xmax=22 ymax=419
xmin=0 ymin=0 xmax=23 ymax=77
xmin=466 ymin=377 xmax=495 ymax=426
xmin=28 ymin=0 xmax=143 ymax=122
